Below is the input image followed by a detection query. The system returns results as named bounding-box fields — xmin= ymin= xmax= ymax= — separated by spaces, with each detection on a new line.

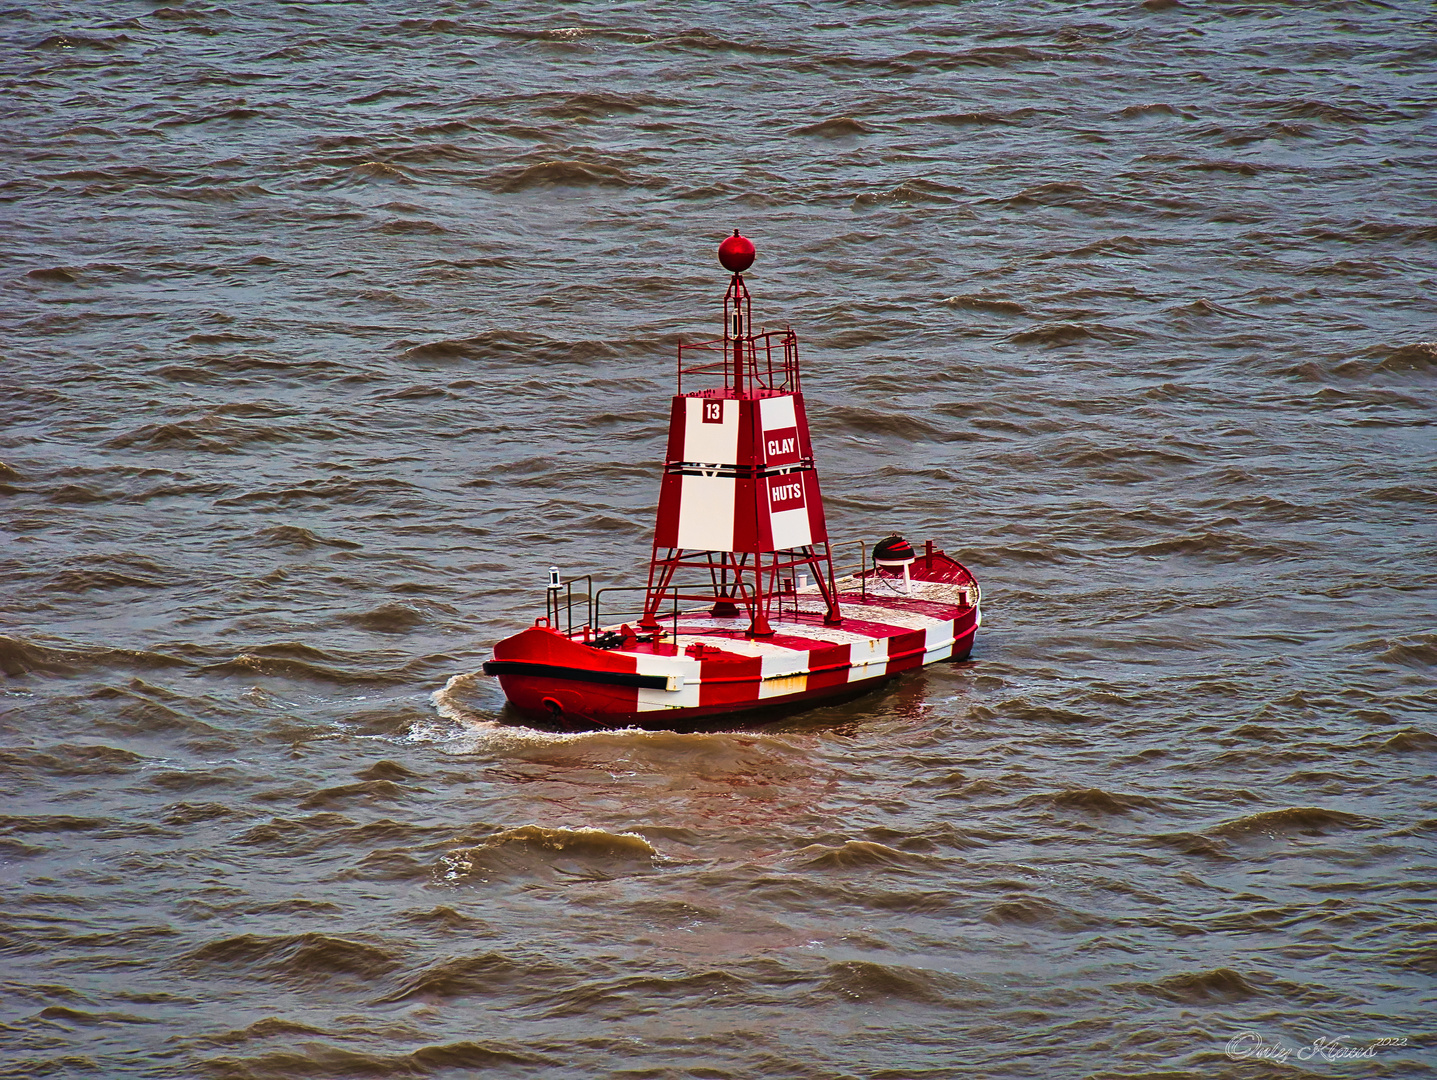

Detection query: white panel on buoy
xmin=682 ymin=396 xmax=739 ymax=464
xmin=634 ymin=655 xmax=700 ymax=712
xmin=847 ymin=637 xmax=888 ymax=682
xmin=758 ymin=649 xmax=808 ymax=699
xmin=758 ymin=394 xmax=797 ymax=436
xmin=922 ymin=621 xmax=956 ymax=664
xmin=676 ymin=474 xmax=735 ymax=550
xmin=769 ymin=505 xmax=812 ymax=549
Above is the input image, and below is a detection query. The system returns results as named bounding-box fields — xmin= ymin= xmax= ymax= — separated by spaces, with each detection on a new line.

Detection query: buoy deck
xmin=485 ymin=570 xmax=980 ymax=729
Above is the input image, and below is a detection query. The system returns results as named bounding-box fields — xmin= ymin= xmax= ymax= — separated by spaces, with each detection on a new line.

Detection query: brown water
xmin=2 ymin=2 xmax=1435 ymax=1077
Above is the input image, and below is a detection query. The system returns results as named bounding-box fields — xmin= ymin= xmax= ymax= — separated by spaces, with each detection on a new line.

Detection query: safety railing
xmin=593 ymin=584 xmax=671 ymax=631
xmin=546 ymin=580 xmax=684 ymax=642
xmin=545 ymin=536 xmax=898 ymax=638
xmin=677 ymin=329 xmax=800 ymax=397
xmin=545 ymin=574 xmax=592 ymax=636
xmin=827 ymin=539 xmax=870 ymax=598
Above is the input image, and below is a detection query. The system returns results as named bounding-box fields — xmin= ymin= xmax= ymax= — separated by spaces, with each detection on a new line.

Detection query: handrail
xmin=551 ymin=536 xmax=872 ymax=639
xmin=593 ymin=584 xmax=682 ymax=641
xmin=677 ymin=328 xmax=799 ymax=397
xmin=592 ymin=584 xmax=649 ymax=627
xmin=546 ymin=574 xmax=592 ymax=635
xmin=827 ymin=538 xmax=868 ymax=596
xmin=543 ymin=583 xmax=686 ymax=643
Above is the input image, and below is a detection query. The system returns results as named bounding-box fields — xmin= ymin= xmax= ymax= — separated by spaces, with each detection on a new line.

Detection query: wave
xmin=853 ymin=179 xmax=963 ymax=207
xmin=56 ymin=124 xmax=119 ymax=138
xmin=1023 ymin=788 xmax=1164 ymax=815
xmin=375 ymin=951 xmax=566 ymax=1003
xmin=1 ymin=635 xmax=197 ymax=679
xmin=1167 ymin=297 xmax=1252 ymax=318
xmin=374 ymin=384 xmax=451 ymax=400
xmin=1050 ymin=235 xmax=1158 ymax=259
xmin=1282 ymin=98 xmax=1388 ymax=124
xmin=1121 ymin=102 xmax=1181 ymax=117
xmin=794 ymin=840 xmax=937 ymax=870
xmin=33 ymin=33 xmax=129 ymax=50
xmin=155 ymin=107 xmax=263 ymax=129
xmin=1209 ymin=807 xmax=1378 ymax=839
xmin=398 ymin=328 xmax=620 ymax=363
xmin=162 ymin=802 xmax=238 ymax=826
xmin=215 ymin=476 xmax=425 ymax=509
xmin=823 ymin=960 xmax=962 ymax=1003
xmin=793 ymin=117 xmax=874 ymax=137
xmin=1379 ymin=729 xmax=1437 ymax=754
xmin=1000 ymin=181 xmax=1122 ymax=213
xmin=0 ymin=813 xmax=111 ymax=833
xmin=252 ymin=525 xmax=361 ymax=550
xmin=184 ymin=933 xmax=402 ymax=985
xmin=297 ymin=780 xmax=409 ymax=810
xmin=1306 ymin=221 xmax=1437 ymax=245
xmin=943 ymin=293 xmax=1026 ymax=314
xmin=375 ymin=218 xmax=445 ymax=234
xmin=44 ymin=554 xmax=175 ymax=592
xmin=411 ymin=119 xmax=476 ymax=136
xmin=36 ymin=1006 xmax=158 ymax=1025
xmin=1144 ymin=831 xmax=1234 ymax=859
xmin=0 ymin=743 xmax=143 ymax=778
xmin=158 ymin=181 xmax=272 ymax=203
xmin=200 ymin=649 xmax=410 ymax=686
xmin=106 ymin=416 xmax=305 ymax=452
xmin=360 ymin=764 xmax=422 ymax=789
xmin=25 ymin=266 xmax=78 ymax=282
xmin=985 ymin=896 xmax=1102 ymax=932
xmin=1125 ymin=531 xmax=1299 ymax=560
xmin=195 ymin=1017 xmax=331 ymax=1049
xmin=341 ymin=604 xmax=428 ymax=633
xmin=401 ymin=905 xmax=489 ymax=931
xmin=346 ymin=161 xmax=417 ymax=183
xmin=1184 ymin=159 xmax=1261 ymax=176
xmin=535 ymin=91 xmax=653 ymax=119
xmin=923 ymin=108 xmax=1033 ymax=125
xmin=1374 ymin=634 xmax=1437 ymax=667
xmin=489 ymin=160 xmax=639 ymax=192
xmin=1006 ymin=322 xmax=1141 ymax=346
xmin=1375 ymin=342 xmax=1437 ymax=374
xmin=204 ymin=1036 xmax=557 ymax=1076
xmin=1057 ymin=445 xmax=1196 ymax=469
xmin=887 ymin=46 xmax=1053 ymax=71
xmin=47 ymin=483 xmax=108 ymax=504
xmin=154 ymin=353 xmax=338 ymax=386
xmin=1136 ymin=967 xmax=1259 ymax=1004
xmin=824 ymin=405 xmax=948 ymax=440
xmin=647 ymin=28 xmax=793 ymax=55
xmin=437 ymin=825 xmax=658 ymax=883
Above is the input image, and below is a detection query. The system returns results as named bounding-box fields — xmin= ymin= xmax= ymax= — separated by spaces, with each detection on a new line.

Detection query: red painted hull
xmin=485 ymin=555 xmax=980 ymax=730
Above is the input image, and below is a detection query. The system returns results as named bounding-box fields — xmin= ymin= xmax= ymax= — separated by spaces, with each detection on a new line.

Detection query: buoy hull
xmin=485 ymin=554 xmax=980 ymax=730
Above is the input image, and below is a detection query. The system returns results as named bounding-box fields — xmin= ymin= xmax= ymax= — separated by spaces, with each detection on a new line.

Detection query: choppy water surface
xmin=2 ymin=2 xmax=1435 ymax=1076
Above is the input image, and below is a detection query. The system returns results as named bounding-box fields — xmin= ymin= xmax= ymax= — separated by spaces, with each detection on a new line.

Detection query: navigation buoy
xmin=479 ymin=233 xmax=981 ymax=730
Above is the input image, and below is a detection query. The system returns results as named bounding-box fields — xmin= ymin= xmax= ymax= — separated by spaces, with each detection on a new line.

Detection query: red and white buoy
xmin=483 ymin=233 xmax=981 ymax=728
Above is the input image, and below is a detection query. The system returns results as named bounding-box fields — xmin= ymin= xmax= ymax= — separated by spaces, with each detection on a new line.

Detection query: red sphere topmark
xmin=718 ymin=229 xmax=755 ymax=273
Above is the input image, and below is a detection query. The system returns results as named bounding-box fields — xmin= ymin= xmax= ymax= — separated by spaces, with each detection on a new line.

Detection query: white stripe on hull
xmin=620 ymin=598 xmax=977 ymax=712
